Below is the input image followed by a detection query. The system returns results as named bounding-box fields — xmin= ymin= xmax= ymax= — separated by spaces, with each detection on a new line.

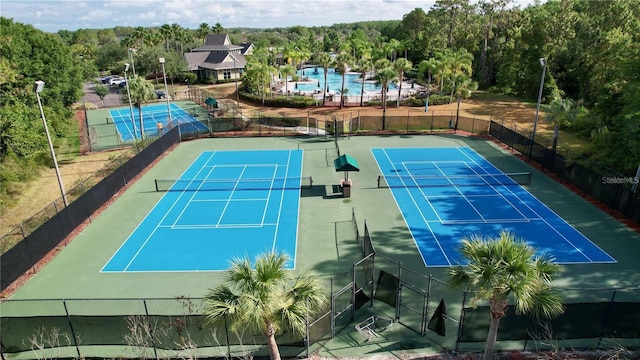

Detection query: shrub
xmin=182 ymin=72 xmax=197 ymax=84
xmin=239 ymin=91 xmax=315 ymax=108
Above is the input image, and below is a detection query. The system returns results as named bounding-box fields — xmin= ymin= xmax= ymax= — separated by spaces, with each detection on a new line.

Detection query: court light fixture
xmin=34 ymin=80 xmax=68 ymax=207
xmin=529 ymin=57 xmax=547 ymax=160
xmin=123 ymin=63 xmax=138 ymax=140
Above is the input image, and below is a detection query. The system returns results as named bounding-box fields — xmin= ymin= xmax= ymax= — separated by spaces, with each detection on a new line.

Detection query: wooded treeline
xmin=1 ymin=0 xmax=639 ymax=212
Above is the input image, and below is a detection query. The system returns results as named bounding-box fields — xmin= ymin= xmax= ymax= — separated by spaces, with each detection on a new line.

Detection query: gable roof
xmin=184 ymin=52 xmax=210 ymax=70
xmin=184 ymin=34 xmax=250 ymax=71
xmin=191 ymin=33 xmax=243 ymax=52
xmin=205 ymin=34 xmax=230 ymax=46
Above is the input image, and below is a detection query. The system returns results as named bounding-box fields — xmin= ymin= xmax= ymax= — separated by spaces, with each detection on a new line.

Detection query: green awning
xmin=205 ymin=97 xmax=217 ymax=106
xmin=334 ymin=154 xmax=360 ymax=172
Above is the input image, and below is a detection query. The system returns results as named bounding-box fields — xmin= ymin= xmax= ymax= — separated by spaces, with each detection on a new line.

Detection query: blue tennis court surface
xmin=102 ymin=149 xmax=303 ymax=272
xmin=109 ymin=103 xmax=208 ymax=141
xmin=372 ymin=147 xmax=616 ymax=267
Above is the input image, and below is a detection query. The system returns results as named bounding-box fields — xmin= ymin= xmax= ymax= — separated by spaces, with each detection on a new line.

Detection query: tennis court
xmin=109 ymin=103 xmax=208 ymax=141
xmin=102 ymin=149 xmax=305 ymax=272
xmin=372 ymin=147 xmax=617 ymax=267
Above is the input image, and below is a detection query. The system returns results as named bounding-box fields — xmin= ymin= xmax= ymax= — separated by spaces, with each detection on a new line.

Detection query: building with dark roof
xmin=184 ymin=34 xmax=254 ymax=82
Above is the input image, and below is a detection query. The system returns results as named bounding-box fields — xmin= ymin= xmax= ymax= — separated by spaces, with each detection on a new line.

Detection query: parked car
xmin=109 ymin=77 xmax=125 ymax=86
xmin=101 ymin=75 xmax=115 ymax=84
xmin=155 ymin=90 xmax=166 ymax=99
xmin=118 ymin=81 xmax=127 ymax=88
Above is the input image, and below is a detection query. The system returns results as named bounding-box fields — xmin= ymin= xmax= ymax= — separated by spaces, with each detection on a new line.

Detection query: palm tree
xmin=449 ymin=230 xmax=564 ymax=360
xmin=337 ymin=88 xmax=350 ymax=108
xmin=452 ymin=74 xmax=478 ymax=130
xmin=159 ymin=24 xmax=172 ymax=51
xmin=446 ymin=48 xmax=473 ymax=103
xmin=393 ymin=58 xmax=412 ymax=107
xmin=374 ymin=66 xmax=398 ymax=130
xmin=212 ymin=22 xmax=224 ymax=34
xmin=204 ymin=252 xmax=327 ymax=360
xmin=280 ymin=64 xmax=296 ymax=99
xmin=334 ymin=52 xmax=352 ymax=109
xmin=315 ymin=52 xmax=333 ymax=106
xmin=545 ymin=98 xmax=575 ymax=129
xmin=357 ymin=58 xmax=373 ymax=106
xmin=197 ymin=22 xmax=210 ymax=44
xmin=127 ymin=75 xmax=157 ymax=140
xmin=418 ymin=57 xmax=438 ymax=98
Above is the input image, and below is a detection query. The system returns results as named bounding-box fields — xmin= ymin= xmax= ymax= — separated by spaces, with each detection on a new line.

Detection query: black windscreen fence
xmin=459 ymin=301 xmax=640 ymax=344
xmin=489 ymin=121 xmax=640 ymax=225
xmin=0 ymin=128 xmax=179 ymax=292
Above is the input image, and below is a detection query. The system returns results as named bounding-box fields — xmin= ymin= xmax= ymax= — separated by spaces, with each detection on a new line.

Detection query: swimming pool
xmin=293 ymin=67 xmax=397 ymax=96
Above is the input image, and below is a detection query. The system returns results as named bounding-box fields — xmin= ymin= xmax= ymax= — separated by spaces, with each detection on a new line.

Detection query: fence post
xmin=455 ymin=291 xmax=468 ymax=353
xmin=305 ymin=300 xmax=310 ymax=358
xmin=351 ymin=263 xmax=356 ymax=322
xmin=330 ymin=277 xmax=335 ymax=338
xmin=430 ymin=111 xmax=434 ymax=134
xmin=143 ymin=299 xmax=159 ymax=360
xmin=63 ymin=300 xmax=82 ymax=358
xmin=224 ymin=314 xmax=232 ymax=359
xmin=396 ymin=262 xmax=402 ymax=320
xmin=597 ymin=290 xmax=618 ymax=348
xmin=406 ymin=110 xmax=409 ymax=135
xmin=421 ymin=274 xmax=433 ymax=336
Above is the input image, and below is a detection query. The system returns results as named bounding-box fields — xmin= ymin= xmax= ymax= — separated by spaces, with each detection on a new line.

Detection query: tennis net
xmin=377 ymin=172 xmax=532 ymax=188
xmin=155 ymin=176 xmax=313 ymax=191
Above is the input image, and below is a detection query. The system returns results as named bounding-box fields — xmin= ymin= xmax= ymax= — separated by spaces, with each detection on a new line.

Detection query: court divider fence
xmin=3 ymin=209 xmax=639 ymax=358
xmin=488 ymin=120 xmax=640 ymax=224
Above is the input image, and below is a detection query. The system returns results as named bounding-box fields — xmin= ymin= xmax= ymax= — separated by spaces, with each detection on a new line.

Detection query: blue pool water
xmin=293 ymin=67 xmax=397 ymax=95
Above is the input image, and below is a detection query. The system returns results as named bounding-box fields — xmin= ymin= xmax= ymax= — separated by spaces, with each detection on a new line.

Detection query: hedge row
xmin=239 ymin=92 xmax=316 ymax=108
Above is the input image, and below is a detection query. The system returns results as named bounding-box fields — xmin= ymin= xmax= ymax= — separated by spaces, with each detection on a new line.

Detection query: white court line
xmin=434 ymin=218 xmax=538 ymax=224
xmin=461 ymin=160 xmax=531 ymax=221
xmin=171 ymin=163 xmax=218 ymax=227
xmin=121 ymin=152 xmax=217 ymax=272
xmin=191 ymin=197 xmax=269 ymax=202
xmin=432 ymin=162 xmax=488 ymax=223
xmin=399 ymin=162 xmax=444 ymax=222
xmin=164 ymin=223 xmax=278 ymax=229
xmin=271 ymin=150 xmax=293 ymax=252
xmin=216 ymin=166 xmax=248 ymax=227
xmin=112 ymin=108 xmax=136 ymax=140
xmin=379 ymin=149 xmax=452 ymax=266
xmin=260 ymin=166 xmax=280 ymax=226
xmin=456 ymin=147 xmax=598 ymax=262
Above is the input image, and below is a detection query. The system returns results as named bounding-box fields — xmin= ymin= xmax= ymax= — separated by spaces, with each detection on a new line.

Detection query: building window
xmin=224 ymin=69 xmax=231 ymax=79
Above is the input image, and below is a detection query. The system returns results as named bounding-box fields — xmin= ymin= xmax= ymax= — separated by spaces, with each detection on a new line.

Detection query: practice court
xmin=102 ymin=149 xmax=303 ymax=272
xmin=372 ymin=147 xmax=616 ymax=267
xmin=109 ymin=103 xmax=208 ymax=141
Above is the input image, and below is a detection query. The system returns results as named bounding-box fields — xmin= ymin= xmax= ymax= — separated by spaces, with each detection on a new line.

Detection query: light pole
xmin=123 ymin=63 xmax=137 ymax=140
xmin=232 ymin=56 xmax=239 ymax=103
xmin=232 ymin=55 xmax=242 ymax=119
xmin=128 ymin=48 xmax=136 ymax=76
xmin=34 ymin=81 xmax=68 ymax=207
xmin=529 ymin=57 xmax=547 ymax=160
xmin=159 ymin=57 xmax=173 ymax=129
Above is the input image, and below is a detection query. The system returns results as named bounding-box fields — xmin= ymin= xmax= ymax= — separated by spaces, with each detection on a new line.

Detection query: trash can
xmin=341 ymin=179 xmax=352 ymax=198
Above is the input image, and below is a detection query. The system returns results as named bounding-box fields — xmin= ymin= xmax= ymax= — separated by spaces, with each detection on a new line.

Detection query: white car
xmin=109 ymin=76 xmax=124 ymax=86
